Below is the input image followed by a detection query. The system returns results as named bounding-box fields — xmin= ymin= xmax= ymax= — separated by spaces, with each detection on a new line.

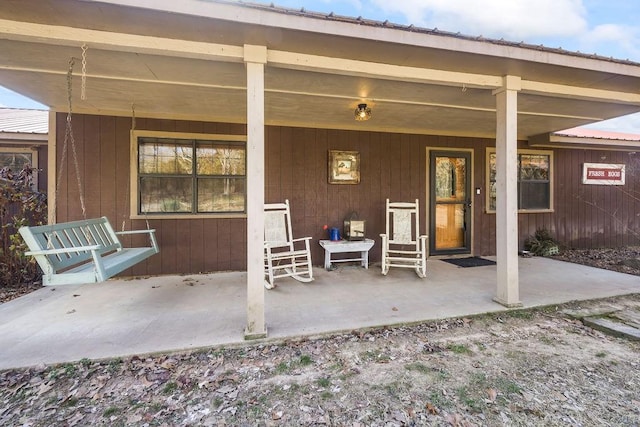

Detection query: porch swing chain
xmin=122 ymin=104 xmax=134 ymax=232
xmin=53 ymin=55 xmax=87 ymax=222
xmin=121 ymin=104 xmax=151 ymax=233
xmin=48 ymin=50 xmax=88 ymax=249
xmin=65 ymin=56 xmax=87 ymax=219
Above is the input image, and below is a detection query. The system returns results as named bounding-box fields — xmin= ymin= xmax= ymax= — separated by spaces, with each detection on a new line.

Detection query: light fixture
xmin=354 ymin=103 xmax=371 ymax=121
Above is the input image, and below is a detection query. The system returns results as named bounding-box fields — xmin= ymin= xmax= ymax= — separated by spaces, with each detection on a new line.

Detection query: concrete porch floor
xmin=1 ymin=256 xmax=639 ymax=370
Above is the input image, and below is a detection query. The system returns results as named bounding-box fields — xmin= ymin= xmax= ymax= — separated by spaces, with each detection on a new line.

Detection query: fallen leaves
xmin=485 ymin=387 xmax=498 ymax=403
xmin=2 ymin=296 xmax=640 ymax=426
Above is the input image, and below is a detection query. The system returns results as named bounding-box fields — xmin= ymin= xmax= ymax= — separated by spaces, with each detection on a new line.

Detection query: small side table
xmin=319 ymin=238 xmax=375 ymax=270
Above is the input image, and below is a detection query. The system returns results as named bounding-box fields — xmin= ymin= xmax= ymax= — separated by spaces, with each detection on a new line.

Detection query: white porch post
xmin=493 ymin=76 xmax=522 ymax=307
xmin=244 ymin=45 xmax=268 ymax=339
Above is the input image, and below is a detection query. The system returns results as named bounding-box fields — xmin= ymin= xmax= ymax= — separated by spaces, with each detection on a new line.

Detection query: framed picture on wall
xmin=328 ymin=150 xmax=360 ymax=184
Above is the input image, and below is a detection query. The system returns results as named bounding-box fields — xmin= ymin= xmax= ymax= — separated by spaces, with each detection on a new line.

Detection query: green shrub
xmin=0 ymin=165 xmax=47 ymax=287
xmin=524 ymin=228 xmax=558 ymax=256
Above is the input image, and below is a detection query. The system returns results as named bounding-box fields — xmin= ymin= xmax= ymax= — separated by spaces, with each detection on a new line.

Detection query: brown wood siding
xmin=551 ymin=149 xmax=640 ymax=249
xmin=264 ymin=126 xmax=428 ymax=264
xmin=494 ymin=147 xmax=640 ymax=251
xmin=55 ymin=113 xmax=639 ymax=276
xmin=55 ymin=113 xmax=247 ymax=276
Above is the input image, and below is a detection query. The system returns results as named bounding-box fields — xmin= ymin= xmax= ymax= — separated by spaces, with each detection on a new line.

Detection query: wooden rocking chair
xmin=264 ymin=200 xmax=314 ymax=289
xmin=380 ymin=199 xmax=428 ymax=278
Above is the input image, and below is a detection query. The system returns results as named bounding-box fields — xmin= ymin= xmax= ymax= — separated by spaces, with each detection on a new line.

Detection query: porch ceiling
xmin=1 ymin=0 xmax=640 ymax=140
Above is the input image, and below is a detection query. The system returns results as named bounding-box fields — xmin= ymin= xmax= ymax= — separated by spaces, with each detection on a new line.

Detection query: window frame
xmin=485 ymin=148 xmax=554 ymax=214
xmin=0 ymin=147 xmax=38 ymax=190
xmin=130 ymin=130 xmax=247 ymax=219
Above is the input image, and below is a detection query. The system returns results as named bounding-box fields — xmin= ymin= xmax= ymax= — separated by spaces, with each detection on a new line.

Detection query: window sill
xmin=130 ymin=213 xmax=247 ymax=220
xmin=485 ymin=209 xmax=554 ymax=215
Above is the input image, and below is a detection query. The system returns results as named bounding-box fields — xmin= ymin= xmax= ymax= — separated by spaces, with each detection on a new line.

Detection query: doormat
xmin=441 ymin=257 xmax=496 ymax=268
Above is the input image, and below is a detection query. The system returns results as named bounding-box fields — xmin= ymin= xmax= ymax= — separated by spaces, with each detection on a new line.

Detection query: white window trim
xmin=0 ymin=146 xmax=39 ymax=190
xmin=130 ymin=130 xmax=247 ymax=220
xmin=485 ymin=147 xmax=554 ymax=214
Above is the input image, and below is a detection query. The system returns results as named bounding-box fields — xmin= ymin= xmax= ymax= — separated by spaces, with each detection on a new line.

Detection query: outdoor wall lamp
xmin=354 ymin=103 xmax=371 ymax=121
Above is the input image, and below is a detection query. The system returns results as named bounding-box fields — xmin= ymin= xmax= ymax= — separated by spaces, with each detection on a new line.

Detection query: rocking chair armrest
xmin=264 ymin=241 xmax=286 ymax=249
xmin=26 ymin=244 xmax=102 ymax=256
xmin=291 ymin=236 xmax=312 ymax=243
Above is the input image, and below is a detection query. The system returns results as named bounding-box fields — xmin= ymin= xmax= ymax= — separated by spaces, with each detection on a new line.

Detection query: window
xmin=0 ymin=147 xmax=38 ymax=190
xmin=133 ymin=131 xmax=246 ymax=216
xmin=487 ymin=149 xmax=552 ymax=212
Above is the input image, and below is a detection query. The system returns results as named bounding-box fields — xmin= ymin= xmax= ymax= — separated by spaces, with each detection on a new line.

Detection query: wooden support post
xmin=493 ymin=76 xmax=522 ymax=307
xmin=244 ymin=45 xmax=268 ymax=339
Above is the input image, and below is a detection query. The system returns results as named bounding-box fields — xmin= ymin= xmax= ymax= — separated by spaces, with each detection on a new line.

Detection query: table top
xmin=319 ymin=238 xmax=374 ymax=248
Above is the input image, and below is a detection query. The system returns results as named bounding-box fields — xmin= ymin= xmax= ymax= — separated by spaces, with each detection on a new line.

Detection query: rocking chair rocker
xmin=264 ymin=200 xmax=314 ymax=289
xmin=380 ymin=199 xmax=428 ymax=278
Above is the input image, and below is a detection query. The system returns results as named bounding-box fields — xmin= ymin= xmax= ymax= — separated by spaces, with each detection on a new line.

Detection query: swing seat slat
xmin=19 ymin=217 xmax=159 ymax=286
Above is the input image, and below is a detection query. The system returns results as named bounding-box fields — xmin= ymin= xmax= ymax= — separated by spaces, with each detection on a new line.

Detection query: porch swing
xmin=19 ymin=48 xmax=159 ymax=286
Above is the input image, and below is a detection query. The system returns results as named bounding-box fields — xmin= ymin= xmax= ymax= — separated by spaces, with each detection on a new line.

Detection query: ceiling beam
xmin=267 ymin=50 xmax=503 ymax=89
xmin=0 ymin=18 xmax=244 ymax=62
xmin=521 ymin=80 xmax=640 ymax=105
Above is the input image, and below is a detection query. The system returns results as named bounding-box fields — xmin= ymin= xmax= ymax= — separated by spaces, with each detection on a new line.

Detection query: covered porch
xmin=1 ymin=0 xmax=640 ymax=340
xmin=1 ymin=257 xmax=639 ymax=370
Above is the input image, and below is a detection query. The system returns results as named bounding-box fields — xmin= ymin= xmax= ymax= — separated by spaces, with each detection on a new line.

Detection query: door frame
xmin=426 ymin=148 xmax=474 ymax=256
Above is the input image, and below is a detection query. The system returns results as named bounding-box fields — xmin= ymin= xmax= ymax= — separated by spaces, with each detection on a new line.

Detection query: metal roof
xmin=555 ymin=127 xmax=640 ymax=142
xmin=0 ymin=108 xmax=48 ymax=134
xmin=227 ymin=0 xmax=640 ymax=67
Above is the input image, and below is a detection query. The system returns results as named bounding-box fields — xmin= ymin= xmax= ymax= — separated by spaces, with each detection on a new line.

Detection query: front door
xmin=430 ymin=151 xmax=472 ymax=255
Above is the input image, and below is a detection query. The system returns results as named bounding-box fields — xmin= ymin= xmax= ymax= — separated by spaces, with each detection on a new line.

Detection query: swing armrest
xmin=26 ymin=245 xmax=102 ymax=256
xmin=115 ymin=229 xmax=159 ymax=253
xmin=115 ymin=229 xmax=156 ymax=235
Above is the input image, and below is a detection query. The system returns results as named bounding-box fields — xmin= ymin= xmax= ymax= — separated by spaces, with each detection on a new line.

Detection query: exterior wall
xmin=54 ymin=114 xmax=247 ymax=276
xmin=55 ymin=113 xmax=640 ymax=276
xmin=551 ymin=149 xmax=640 ymax=249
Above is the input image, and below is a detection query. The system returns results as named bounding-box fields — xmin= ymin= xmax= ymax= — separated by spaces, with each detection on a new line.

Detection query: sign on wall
xmin=582 ymin=163 xmax=625 ymax=185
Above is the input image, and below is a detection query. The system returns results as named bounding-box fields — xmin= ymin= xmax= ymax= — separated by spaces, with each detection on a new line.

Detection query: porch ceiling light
xmin=354 ymin=103 xmax=371 ymax=121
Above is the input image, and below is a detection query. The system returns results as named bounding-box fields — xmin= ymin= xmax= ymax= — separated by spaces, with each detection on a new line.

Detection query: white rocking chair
xmin=380 ymin=199 xmax=428 ymax=278
xmin=264 ymin=200 xmax=314 ymax=289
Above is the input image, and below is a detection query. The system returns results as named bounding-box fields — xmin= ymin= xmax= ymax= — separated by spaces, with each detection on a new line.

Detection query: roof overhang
xmin=0 ymin=132 xmax=48 ymax=145
xmin=530 ymin=131 xmax=640 ymax=151
xmin=1 ymin=0 xmax=639 ymax=140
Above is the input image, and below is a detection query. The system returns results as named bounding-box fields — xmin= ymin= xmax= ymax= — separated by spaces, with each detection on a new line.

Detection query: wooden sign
xmin=582 ymin=163 xmax=625 ymax=185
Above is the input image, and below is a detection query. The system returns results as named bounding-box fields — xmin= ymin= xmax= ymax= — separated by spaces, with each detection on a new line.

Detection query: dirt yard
xmin=1 ymin=297 xmax=639 ymax=426
xmin=1 ymin=248 xmax=639 ymax=426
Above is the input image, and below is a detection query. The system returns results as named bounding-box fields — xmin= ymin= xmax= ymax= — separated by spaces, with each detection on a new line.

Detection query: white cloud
xmin=580 ymin=24 xmax=640 ymax=61
xmin=368 ymin=0 xmax=587 ymax=40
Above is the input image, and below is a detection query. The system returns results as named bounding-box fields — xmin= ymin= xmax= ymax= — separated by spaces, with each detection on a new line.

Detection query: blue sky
xmin=2 ymin=0 xmax=639 ymax=132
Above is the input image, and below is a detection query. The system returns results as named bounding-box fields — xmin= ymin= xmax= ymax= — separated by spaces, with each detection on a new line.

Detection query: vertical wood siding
xmin=55 ymin=113 xmax=640 ymax=276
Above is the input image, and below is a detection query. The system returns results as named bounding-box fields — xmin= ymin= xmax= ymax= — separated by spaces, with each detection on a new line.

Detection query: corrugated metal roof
xmin=555 ymin=127 xmax=640 ymax=142
xmin=221 ymin=0 xmax=640 ymax=66
xmin=0 ymin=108 xmax=48 ymax=134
